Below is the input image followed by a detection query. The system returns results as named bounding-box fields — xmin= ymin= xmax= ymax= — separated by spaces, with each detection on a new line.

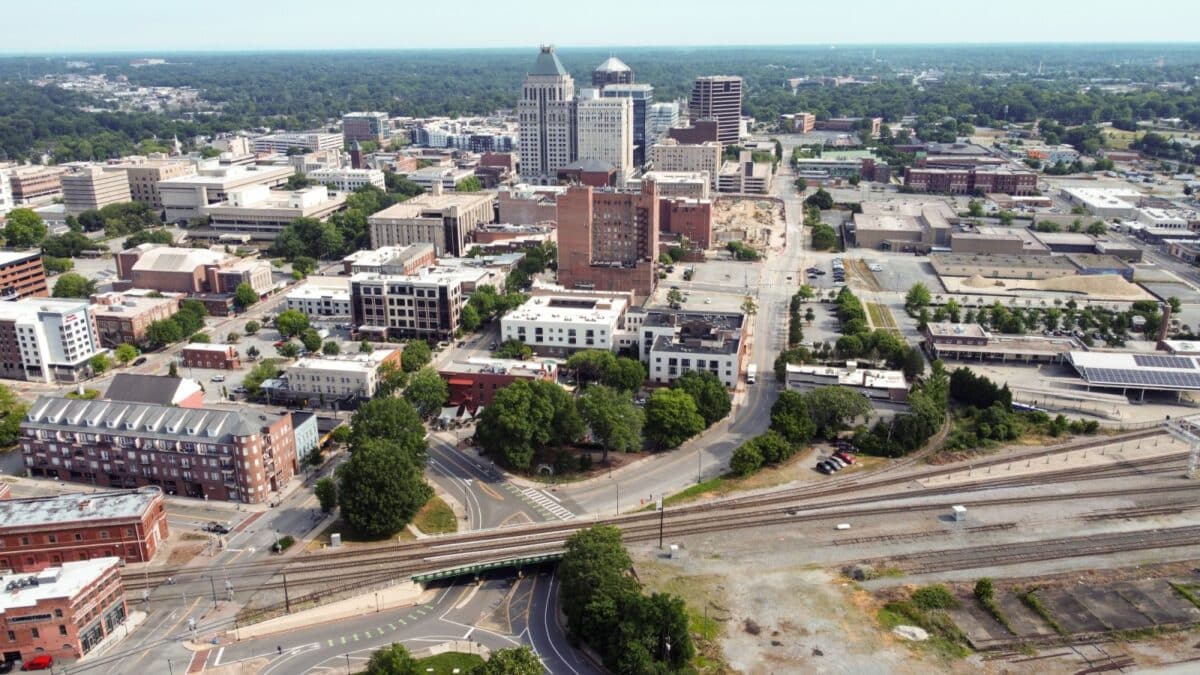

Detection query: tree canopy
xmin=578 ymin=385 xmax=644 ymax=461
xmin=643 ymin=388 xmax=705 ymax=450
xmin=51 ymin=272 xmax=96 ymax=299
xmin=403 ymin=367 xmax=449 ymax=418
xmin=475 ymin=379 xmax=583 ymax=470
xmin=3 ymin=209 xmax=47 ymax=248
xmin=671 ymin=370 xmax=731 ymax=426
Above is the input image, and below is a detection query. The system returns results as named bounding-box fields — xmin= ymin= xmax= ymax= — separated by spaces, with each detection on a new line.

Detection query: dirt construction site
xmin=713 ymin=197 xmax=785 ymax=251
xmin=632 ymin=431 xmax=1200 ymax=674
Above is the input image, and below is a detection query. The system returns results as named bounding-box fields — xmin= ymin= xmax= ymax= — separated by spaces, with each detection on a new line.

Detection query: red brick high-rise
xmin=556 ymin=181 xmax=660 ymax=300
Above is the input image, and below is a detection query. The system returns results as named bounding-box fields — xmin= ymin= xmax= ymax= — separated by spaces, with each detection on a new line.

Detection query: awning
xmin=447 ymin=378 xmax=474 ymax=387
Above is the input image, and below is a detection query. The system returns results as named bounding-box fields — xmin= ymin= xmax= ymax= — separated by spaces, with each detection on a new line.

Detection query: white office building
xmin=0 ymin=163 xmax=14 ymax=215
xmin=647 ymin=102 xmax=681 ymax=143
xmin=251 ymin=133 xmax=342 ymax=154
xmin=307 ymin=168 xmax=386 ymax=192
xmin=285 ymin=277 xmax=352 ymax=318
xmin=576 ymin=89 xmax=634 ymax=178
xmin=501 ymin=295 xmax=628 ymax=356
xmin=650 ymin=139 xmax=722 ymax=188
xmin=635 ymin=309 xmax=744 ymax=389
xmin=0 ymin=299 xmax=104 ymax=383
xmin=283 ymin=349 xmax=398 ymax=400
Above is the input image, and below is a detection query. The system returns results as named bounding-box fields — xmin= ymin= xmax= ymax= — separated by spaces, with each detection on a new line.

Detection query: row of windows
xmin=2 ymin=527 xmax=136 ymax=548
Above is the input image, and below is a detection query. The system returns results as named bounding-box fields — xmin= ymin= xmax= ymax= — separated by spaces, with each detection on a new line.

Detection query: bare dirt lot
xmin=713 ymin=197 xmax=784 ymax=251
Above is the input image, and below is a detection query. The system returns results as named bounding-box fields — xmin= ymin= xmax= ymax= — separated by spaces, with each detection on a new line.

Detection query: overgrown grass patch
xmin=412 ymin=496 xmax=458 ymax=535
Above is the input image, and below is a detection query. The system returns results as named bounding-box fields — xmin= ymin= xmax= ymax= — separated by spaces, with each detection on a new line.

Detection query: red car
xmin=273 ymin=340 xmax=285 ymax=347
xmin=21 ymin=655 xmax=53 ymax=671
xmin=834 ymin=452 xmax=856 ymax=465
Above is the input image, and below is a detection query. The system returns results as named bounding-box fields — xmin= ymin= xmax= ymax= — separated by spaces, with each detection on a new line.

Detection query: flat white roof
xmin=0 ymin=558 xmax=121 ymax=613
xmin=786 ymin=363 xmax=907 ymax=390
xmin=503 ymin=295 xmax=627 ymax=324
xmin=183 ymin=342 xmax=234 ymax=352
xmin=0 ymin=249 xmax=41 ymax=266
xmin=0 ymin=297 xmax=90 ymax=322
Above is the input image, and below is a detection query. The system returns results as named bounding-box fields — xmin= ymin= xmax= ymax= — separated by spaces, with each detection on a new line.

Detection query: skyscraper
xmin=577 ymin=89 xmax=634 ymax=178
xmin=601 ymin=83 xmax=654 ymax=167
xmin=647 ymin=102 xmax=681 ymax=144
xmin=518 ymin=46 xmax=577 ymax=185
xmin=689 ymin=76 xmax=744 ymax=146
xmin=591 ymin=56 xmax=634 ymax=89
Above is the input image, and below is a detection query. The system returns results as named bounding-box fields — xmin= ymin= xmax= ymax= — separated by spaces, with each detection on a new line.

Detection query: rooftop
xmin=351 ymin=265 xmax=490 ymax=287
xmin=594 ymin=56 xmax=631 ymax=73
xmin=442 ymin=356 xmax=561 ymax=378
xmin=925 ymin=322 xmax=988 ymax=339
xmin=104 ymin=374 xmax=201 ymax=406
xmin=0 ymin=249 xmax=42 ymax=266
xmin=0 ymin=558 xmax=122 ymax=613
xmin=24 ymin=396 xmax=287 ymax=440
xmin=129 ymin=246 xmax=228 ymax=273
xmin=182 ymin=342 xmax=234 ymax=353
xmin=288 ymin=349 xmax=397 ymax=373
xmin=504 ymin=295 xmax=628 ymax=324
xmin=369 ymin=191 xmax=494 ymax=220
xmin=930 ymin=252 xmax=1078 ymax=270
xmin=0 ymin=297 xmax=90 ymax=322
xmin=786 ymin=363 xmax=908 ymax=391
xmin=0 ymin=487 xmax=161 ymax=530
xmin=530 ymin=46 xmax=569 ymax=77
xmin=1068 ymin=351 xmax=1200 ymax=391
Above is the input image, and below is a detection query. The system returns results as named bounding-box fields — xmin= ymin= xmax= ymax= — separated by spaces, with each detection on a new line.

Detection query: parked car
xmin=827 ymin=457 xmax=846 ymax=469
xmin=834 ymin=452 xmax=856 ymax=465
xmin=815 ymin=463 xmax=832 ymax=475
xmin=232 ymin=386 xmax=248 ymax=395
xmin=822 ymin=460 xmax=841 ymax=472
xmin=210 ymin=375 xmax=225 ymax=383
xmin=204 ymin=522 xmax=230 ymax=535
xmin=273 ymin=341 xmax=286 ymax=347
xmin=21 ymin=655 xmax=52 ymax=672
xmin=132 ymin=357 xmax=147 ymax=366
xmin=0 ymin=660 xmax=13 ymax=674
xmin=488 ymin=341 xmax=497 ymax=350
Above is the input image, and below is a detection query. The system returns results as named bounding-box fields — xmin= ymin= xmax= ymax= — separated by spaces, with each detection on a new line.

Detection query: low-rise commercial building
xmin=90 ymin=293 xmax=179 ymax=348
xmin=950 ymin=226 xmax=1049 ymax=256
xmin=497 ymin=185 xmax=563 ymax=225
xmin=349 ymin=267 xmax=486 ymax=340
xmin=846 ymin=199 xmax=958 ymax=251
xmin=440 ymin=357 xmax=560 ymax=408
xmin=0 ymin=487 xmax=168 ymax=572
xmin=21 ymin=396 xmax=298 ymax=503
xmin=406 ymin=165 xmax=476 ymax=192
xmin=200 ymin=185 xmax=347 ymax=243
xmin=342 ymin=244 xmax=437 ymax=276
xmin=1060 ymin=187 xmax=1142 ymax=219
xmin=660 ymin=198 xmax=714 ymax=249
xmin=307 ymin=168 xmax=386 ymax=192
xmin=368 ymin=187 xmax=496 ymax=256
xmin=281 ymin=349 xmax=401 ymax=402
xmin=61 ymin=167 xmax=131 ymax=216
xmin=285 ymin=277 xmax=352 ymax=318
xmin=639 ymin=309 xmax=745 ymax=388
xmin=501 ymin=295 xmax=629 ymax=356
xmin=929 ymin=252 xmax=1078 ymax=279
xmin=1066 ymin=253 xmax=1135 ymax=281
xmin=158 ymin=163 xmax=293 ymax=223
xmin=1066 ymin=350 xmax=1200 ymax=397
xmin=103 ymin=374 xmax=204 ymax=409
xmin=7 ymin=166 xmax=67 ymax=205
xmin=251 ymin=132 xmax=341 ymax=154
xmin=0 ymin=557 xmax=129 ymax=664
xmin=785 ymin=362 xmax=908 ymax=403
xmin=103 ymin=157 xmax=196 ymax=209
xmin=0 ymin=250 xmax=49 ymax=301
xmin=0 ymin=299 xmax=103 ymax=383
xmin=922 ymin=322 xmax=1079 ymax=364
xmin=181 ymin=343 xmax=240 ymax=370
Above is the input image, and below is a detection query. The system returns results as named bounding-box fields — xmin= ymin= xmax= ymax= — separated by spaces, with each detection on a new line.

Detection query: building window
xmin=31 ymin=628 xmax=39 ymax=639
xmin=59 ymin=625 xmax=68 ymax=636
xmin=75 ymin=533 xmax=83 ymax=541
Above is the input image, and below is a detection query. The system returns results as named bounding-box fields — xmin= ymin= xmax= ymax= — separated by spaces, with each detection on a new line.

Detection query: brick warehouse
xmin=556 ymin=181 xmax=660 ymax=300
xmin=0 ymin=488 xmax=168 ymax=572
xmin=21 ymin=397 xmax=297 ymax=504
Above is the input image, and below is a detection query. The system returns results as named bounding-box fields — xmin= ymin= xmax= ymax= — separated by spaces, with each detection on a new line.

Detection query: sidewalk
xmin=215 ymin=581 xmax=433 ymax=642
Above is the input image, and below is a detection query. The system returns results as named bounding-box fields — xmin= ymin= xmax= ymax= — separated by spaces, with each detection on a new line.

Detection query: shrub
xmin=912 ymin=584 xmax=958 ymax=611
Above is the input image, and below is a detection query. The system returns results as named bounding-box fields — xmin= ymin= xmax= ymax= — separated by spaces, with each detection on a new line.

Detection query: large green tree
xmin=804 ymin=386 xmax=872 ymax=438
xmin=271 ymin=216 xmax=344 ymax=260
xmin=364 ymin=642 xmax=419 ymax=675
xmin=403 ymin=367 xmax=449 ymax=418
xmin=3 ymin=208 xmax=47 ymax=248
xmin=643 ymin=388 xmax=705 ymax=449
xmin=769 ymin=390 xmax=816 ymax=444
xmin=0 ymin=384 xmax=31 ymax=447
xmin=400 ymin=340 xmax=431 ymax=372
xmin=51 ymin=272 xmax=96 ymax=298
xmin=578 ymin=385 xmax=644 ymax=461
xmin=348 ymin=397 xmax=428 ymax=461
xmin=905 ymin=282 xmax=932 ymax=311
xmin=337 ymin=438 xmax=432 ymax=538
xmin=602 ymin=357 xmax=647 ymax=393
xmin=275 ymin=309 xmax=310 ymax=338
xmin=671 ymin=370 xmax=731 ymax=426
xmin=471 ymin=646 xmax=541 ymax=675
xmin=299 ymin=328 xmax=323 ymax=352
xmin=233 ymin=282 xmax=258 ymax=308
xmin=475 ymin=379 xmax=582 ymax=470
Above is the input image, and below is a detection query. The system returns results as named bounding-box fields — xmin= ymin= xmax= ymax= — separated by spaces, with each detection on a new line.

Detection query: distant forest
xmin=1 ymin=44 xmax=1199 ymax=162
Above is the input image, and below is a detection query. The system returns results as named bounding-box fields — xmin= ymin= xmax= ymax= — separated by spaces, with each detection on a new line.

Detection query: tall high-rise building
xmin=601 ymin=84 xmax=654 ymax=167
xmin=591 ymin=56 xmax=634 ymax=89
xmin=556 ymin=181 xmax=659 ymax=300
xmin=689 ymin=76 xmax=744 ymax=146
xmin=647 ymin=102 xmax=680 ymax=144
xmin=518 ymin=46 xmax=577 ymax=185
xmin=576 ymin=90 xmax=634 ymax=179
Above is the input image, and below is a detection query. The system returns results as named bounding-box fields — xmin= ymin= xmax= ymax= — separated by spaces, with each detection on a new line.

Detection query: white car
xmin=868 ymin=264 xmax=883 ymax=272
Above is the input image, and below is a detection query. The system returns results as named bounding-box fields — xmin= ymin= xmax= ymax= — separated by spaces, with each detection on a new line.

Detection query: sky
xmin=3 ymin=0 xmax=1200 ymax=53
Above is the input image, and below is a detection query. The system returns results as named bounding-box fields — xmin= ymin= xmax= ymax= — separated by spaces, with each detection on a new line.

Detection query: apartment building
xmin=501 ymin=294 xmax=628 ymax=356
xmin=556 ymin=182 xmax=660 ymax=300
xmin=342 ymin=112 xmax=390 ymax=143
xmin=0 ymin=299 xmax=102 ymax=383
xmin=367 ymin=188 xmax=495 ymax=256
xmin=285 ymin=277 xmax=352 ymax=318
xmin=21 ymin=396 xmax=298 ymax=503
xmin=103 ymin=158 xmax=196 ymax=208
xmin=61 ymin=167 xmax=131 ymax=216
xmin=0 ymin=558 xmax=128 ymax=664
xmin=349 ymin=267 xmax=487 ymax=340
xmin=903 ymin=166 xmax=1036 ymax=195
xmin=0 ymin=250 xmax=49 ymax=301
xmin=497 ymin=185 xmax=564 ymax=225
xmin=649 ymin=140 xmax=721 ymax=188
xmin=689 ymin=76 xmax=743 ymax=146
xmin=660 ymin=198 xmax=714 ymax=249
xmin=638 ymin=310 xmax=745 ymax=388
xmin=251 ymin=133 xmax=341 ymax=154
xmin=158 ymin=163 xmax=292 ymax=223
xmin=90 ymin=293 xmax=179 ymax=348
xmin=0 ymin=487 xmax=168 ymax=572
xmin=306 ymin=168 xmax=385 ymax=192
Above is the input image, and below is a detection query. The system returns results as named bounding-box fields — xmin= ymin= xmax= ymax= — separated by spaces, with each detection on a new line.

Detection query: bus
xmin=747 ymin=364 xmax=758 ymax=384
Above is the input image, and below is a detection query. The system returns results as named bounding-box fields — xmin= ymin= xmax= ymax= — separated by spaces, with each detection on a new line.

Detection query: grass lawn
xmin=866 ymin=302 xmax=900 ymax=335
xmin=415 ymin=651 xmax=485 ymax=673
xmin=638 ymin=560 xmax=733 ymax=673
xmin=412 ymin=496 xmax=458 ymax=535
xmin=306 ymin=517 xmax=415 ymax=551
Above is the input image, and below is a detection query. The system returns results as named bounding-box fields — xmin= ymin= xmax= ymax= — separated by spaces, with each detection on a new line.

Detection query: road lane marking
xmin=388 ymin=623 xmax=396 ymax=630
xmin=214 ymin=647 xmax=225 ymax=666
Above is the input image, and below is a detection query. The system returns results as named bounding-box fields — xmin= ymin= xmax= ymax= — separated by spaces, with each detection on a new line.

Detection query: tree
xmin=364 ymin=642 xmax=420 ymax=675
xmin=494 ymin=339 xmax=532 ymax=360
xmin=145 ymin=319 xmax=184 ymax=348
xmin=322 ymin=341 xmax=340 ymax=356
xmin=300 ymin=328 xmax=323 ymax=352
xmin=243 ymin=359 xmax=283 ymax=395
xmin=460 ymin=304 xmax=481 ymax=332
xmin=741 ymin=296 xmax=758 ymax=315
xmin=114 ymin=343 xmax=139 ymax=365
xmin=89 ymin=353 xmax=113 ymax=375
xmin=375 ymin=361 xmax=408 ymax=398
xmin=189 ymin=332 xmax=211 ymax=344
xmin=3 ymin=208 xmax=47 ymax=248
xmin=275 ymin=309 xmax=310 ymax=338
xmin=168 ymin=361 xmax=178 ymax=378
xmin=967 ymin=200 xmax=984 ymax=217
xmin=233 ymin=282 xmax=258 ymax=308
xmin=672 ymin=370 xmax=731 ymax=426
xmin=810 ymin=223 xmax=838 ymax=250
xmin=337 ymin=436 xmax=432 ymax=538
xmin=349 ymin=397 xmax=427 ymax=455
xmin=404 ymin=367 xmax=449 ymax=418
xmin=471 ymin=646 xmax=541 ymax=675
xmin=666 ymin=289 xmax=683 ymax=305
xmin=271 ymin=216 xmax=344 ymax=260
xmin=292 ymin=256 xmax=318 ymax=278
xmin=246 ymin=345 xmax=260 ymax=361
xmin=476 ymin=380 xmax=583 ymax=470
xmin=601 ymin=357 xmax=646 ymax=393
xmin=0 ymin=384 xmax=31 ymax=447
xmin=643 ymin=388 xmax=705 ymax=449
xmin=52 ymin=273 xmax=96 ymax=298
xmin=566 ymin=350 xmax=617 ymax=384
xmin=400 ymin=340 xmax=431 ymax=372
xmin=244 ymin=320 xmax=260 ymax=335
xmin=314 ymin=477 xmax=337 ymax=513
xmin=578 ymin=385 xmax=644 ymax=462
xmin=277 ymin=342 xmax=301 ymax=358
xmin=805 ymin=307 xmax=816 ymax=324
xmin=804 ymin=188 xmax=834 ymax=210
xmin=456 ymin=176 xmax=483 ymax=192
xmin=905 ymin=283 xmax=932 ymax=311
xmin=769 ymin=390 xmax=816 ymax=444
xmin=42 ymin=256 xmax=73 ymax=274
xmin=730 ymin=441 xmax=764 ymax=476
xmin=805 ymin=386 xmax=872 ymax=438
xmin=123 ymin=228 xmax=175 ymax=248
xmin=798 ymin=284 xmax=815 ymax=300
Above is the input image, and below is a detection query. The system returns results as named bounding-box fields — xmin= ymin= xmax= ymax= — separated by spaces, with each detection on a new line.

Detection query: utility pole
xmin=209 ymin=576 xmax=218 ymax=607
xmin=282 ymin=571 xmax=291 ymax=613
xmin=657 ymin=498 xmax=665 ymax=549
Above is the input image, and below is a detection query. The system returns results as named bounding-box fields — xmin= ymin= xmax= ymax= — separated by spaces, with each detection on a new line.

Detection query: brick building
xmin=659 ymin=198 xmax=713 ymax=249
xmin=0 ymin=557 xmax=128 ymax=665
xmin=181 ymin=343 xmax=240 ymax=370
xmin=903 ymin=166 xmax=1036 ymax=195
xmin=0 ymin=487 xmax=168 ymax=572
xmin=89 ymin=292 xmax=179 ymax=348
xmin=497 ymin=186 xmax=563 ymax=225
xmin=440 ymin=357 xmax=559 ymax=409
xmin=556 ymin=182 xmax=660 ymax=300
xmin=0 ymin=250 xmax=48 ymax=301
xmin=7 ymin=166 xmax=67 ymax=205
xmin=21 ymin=397 xmax=298 ymax=503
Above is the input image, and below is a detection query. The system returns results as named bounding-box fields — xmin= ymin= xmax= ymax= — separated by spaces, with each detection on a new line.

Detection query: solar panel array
xmin=1132 ymin=354 xmax=1197 ymax=369
xmin=1079 ymin=367 xmax=1200 ymax=389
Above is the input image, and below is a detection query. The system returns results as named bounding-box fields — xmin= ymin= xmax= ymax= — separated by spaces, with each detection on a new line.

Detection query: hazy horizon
xmin=3 ymin=0 xmax=1199 ymax=54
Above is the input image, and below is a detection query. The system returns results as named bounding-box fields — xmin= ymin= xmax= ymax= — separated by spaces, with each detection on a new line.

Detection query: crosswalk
xmin=512 ymin=485 xmax=575 ymax=521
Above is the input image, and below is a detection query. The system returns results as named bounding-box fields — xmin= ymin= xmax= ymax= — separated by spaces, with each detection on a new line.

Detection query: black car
xmin=132 ymin=357 xmax=147 ymax=366
xmin=0 ymin=659 xmax=14 ymax=673
xmin=204 ymin=522 xmax=230 ymax=535
xmin=815 ymin=462 xmax=832 ymax=475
